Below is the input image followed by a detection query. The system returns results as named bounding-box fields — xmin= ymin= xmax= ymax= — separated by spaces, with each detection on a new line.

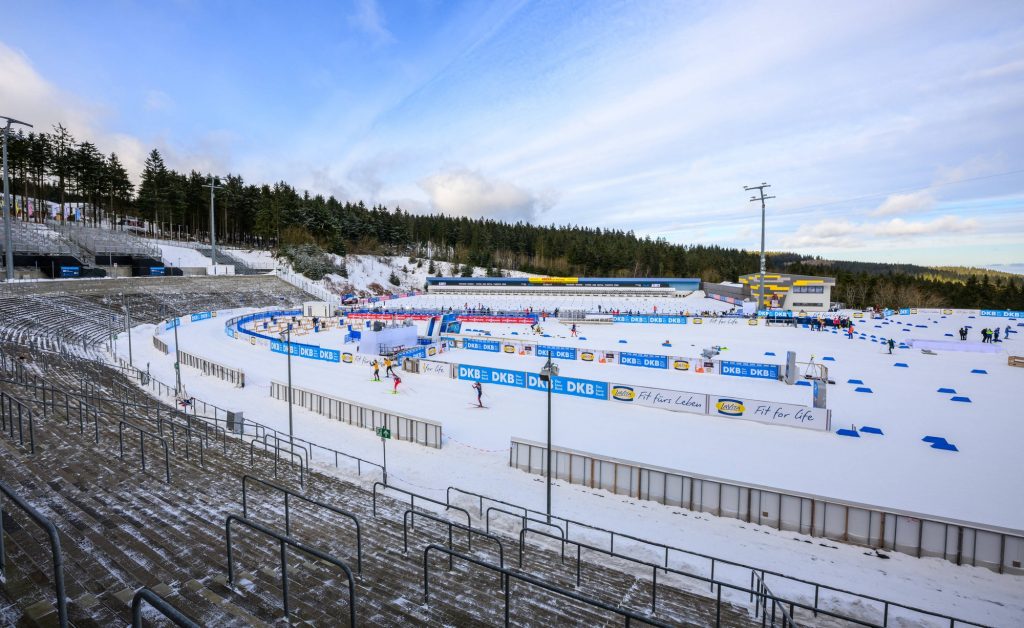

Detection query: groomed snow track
xmin=0 ymin=276 xmax=764 ymax=627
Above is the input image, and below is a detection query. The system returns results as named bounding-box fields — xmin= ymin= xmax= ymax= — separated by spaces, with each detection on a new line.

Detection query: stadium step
xmin=1 ymin=353 xmax=760 ymax=627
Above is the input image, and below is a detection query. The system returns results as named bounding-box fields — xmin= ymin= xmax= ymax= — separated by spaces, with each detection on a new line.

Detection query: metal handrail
xmin=110 ymin=361 xmax=384 ymax=478
xmin=447 ymin=485 xmax=990 ymax=627
xmin=752 ymin=572 xmax=795 ymax=627
xmin=248 ymin=439 xmax=306 ymax=487
xmin=254 ymin=432 xmax=310 ymax=468
xmin=372 ymin=482 xmax=470 ymax=527
xmin=403 ymin=509 xmax=505 ymax=586
xmin=118 ymin=420 xmax=171 ymax=483
xmin=1 ymin=390 xmax=36 ymax=453
xmin=241 ymin=475 xmax=362 ymax=574
xmin=131 ymin=587 xmax=199 ymax=628
xmin=485 ymin=505 xmax=565 ymax=549
xmin=0 ymin=479 xmax=68 ymax=628
xmin=422 ymin=544 xmax=672 ymax=628
xmin=225 ymin=514 xmax=356 ymax=625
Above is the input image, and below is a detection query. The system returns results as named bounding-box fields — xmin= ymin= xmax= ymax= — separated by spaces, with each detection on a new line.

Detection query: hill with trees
xmin=3 ymin=125 xmax=1021 ymax=309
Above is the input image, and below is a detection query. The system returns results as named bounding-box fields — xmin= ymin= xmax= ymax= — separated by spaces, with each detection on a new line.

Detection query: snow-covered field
xmin=325 ymin=254 xmax=537 ymax=295
xmin=116 ymin=303 xmax=1024 ymax=626
xmin=153 ymin=242 xmax=213 ymax=267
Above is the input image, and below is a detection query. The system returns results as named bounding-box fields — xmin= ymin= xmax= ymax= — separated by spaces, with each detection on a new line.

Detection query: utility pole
xmin=204 ymin=175 xmax=223 ymax=265
xmin=744 ymin=183 xmax=775 ymax=312
xmin=2 ymin=116 xmax=33 ymax=281
xmin=122 ymin=293 xmax=133 ymax=367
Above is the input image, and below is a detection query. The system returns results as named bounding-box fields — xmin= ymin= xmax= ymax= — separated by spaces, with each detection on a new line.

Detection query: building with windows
xmin=425 ymin=276 xmax=700 ymax=296
xmin=737 ymin=273 xmax=835 ymax=311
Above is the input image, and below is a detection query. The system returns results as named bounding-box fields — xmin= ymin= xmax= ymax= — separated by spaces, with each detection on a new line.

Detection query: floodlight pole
xmin=540 ymin=355 xmax=558 ymax=523
xmin=122 ymin=293 xmax=133 ymax=367
xmin=2 ymin=116 xmax=33 ymax=281
xmin=204 ymin=175 xmax=223 ymax=265
xmin=744 ymin=183 xmax=775 ymax=311
xmin=282 ymin=325 xmax=294 ymax=455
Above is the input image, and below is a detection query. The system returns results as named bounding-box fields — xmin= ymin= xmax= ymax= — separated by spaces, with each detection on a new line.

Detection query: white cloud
xmin=0 ymin=42 xmax=146 ymax=182
xmin=419 ymin=169 xmax=549 ymax=221
xmin=871 ymin=215 xmax=978 ymax=237
xmin=144 ymin=89 xmax=174 ymax=111
xmin=870 ymin=190 xmax=936 ymax=216
xmin=778 ymin=215 xmax=978 ymax=249
xmin=349 ymin=0 xmax=394 ymax=44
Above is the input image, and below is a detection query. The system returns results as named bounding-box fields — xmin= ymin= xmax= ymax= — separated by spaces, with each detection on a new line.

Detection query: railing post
xmin=280 ymin=538 xmax=289 ymax=617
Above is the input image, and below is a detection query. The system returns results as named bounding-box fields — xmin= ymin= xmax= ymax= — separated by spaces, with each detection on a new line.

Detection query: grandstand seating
xmin=0 ymin=348 xmax=754 ymax=626
xmin=0 ymin=276 xmax=987 ymax=627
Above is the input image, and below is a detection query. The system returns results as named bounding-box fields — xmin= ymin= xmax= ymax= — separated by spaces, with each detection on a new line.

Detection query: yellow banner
xmin=528 ymin=277 xmax=579 ymax=284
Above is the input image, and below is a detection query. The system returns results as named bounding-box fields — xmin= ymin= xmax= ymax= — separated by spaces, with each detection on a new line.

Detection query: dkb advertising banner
xmin=618 ymin=352 xmax=668 ymax=369
xmin=270 ymin=339 xmax=341 ymax=363
xmin=457 ymin=364 xmax=527 ymax=387
xmin=609 ymin=384 xmax=708 ymax=415
xmin=710 ymin=396 xmax=829 ymax=431
xmin=463 ymin=337 xmax=501 ymax=352
xmin=536 ymin=344 xmax=577 ymax=360
xmin=526 ymin=373 xmax=608 ymax=400
xmin=612 ymin=315 xmax=688 ymax=324
xmin=719 ymin=361 xmax=780 ymax=380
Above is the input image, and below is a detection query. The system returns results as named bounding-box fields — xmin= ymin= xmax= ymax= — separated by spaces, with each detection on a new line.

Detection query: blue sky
xmin=2 ymin=0 xmax=1023 ymax=268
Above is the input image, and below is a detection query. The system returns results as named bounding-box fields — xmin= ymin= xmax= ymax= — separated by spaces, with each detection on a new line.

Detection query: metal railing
xmin=1 ymin=390 xmax=36 ymax=453
xmin=118 ymin=420 xmax=171 ymax=483
xmin=403 ymin=509 xmax=505 ymax=584
xmin=225 ymin=514 xmax=356 ymax=625
xmin=752 ymin=573 xmax=795 ymax=628
xmin=0 ymin=479 xmax=68 ymax=628
xmin=447 ymin=485 xmax=992 ymax=628
xmin=422 ymin=544 xmax=672 ymax=628
xmin=241 ymin=475 xmax=363 ymax=574
xmin=248 ymin=438 xmax=306 ymax=487
xmin=131 ymin=587 xmax=199 ymax=628
xmin=113 ymin=359 xmax=385 ymax=479
xmin=372 ymin=482 xmax=470 ymax=527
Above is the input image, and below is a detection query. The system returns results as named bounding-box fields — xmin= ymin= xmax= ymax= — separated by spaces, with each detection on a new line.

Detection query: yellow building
xmin=738 ymin=273 xmax=835 ymax=311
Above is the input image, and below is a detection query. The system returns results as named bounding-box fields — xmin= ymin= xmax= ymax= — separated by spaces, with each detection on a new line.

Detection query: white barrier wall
xmin=269 ymin=380 xmax=442 ymax=448
xmin=509 ymin=438 xmax=1024 ymax=574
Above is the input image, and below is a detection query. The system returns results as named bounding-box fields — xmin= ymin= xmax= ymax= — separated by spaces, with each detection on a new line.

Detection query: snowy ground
xmin=325 ymin=254 xmax=537 ymax=295
xmin=115 ymin=305 xmax=1024 ymax=626
xmin=366 ymin=290 xmax=738 ymax=314
xmin=153 ymin=242 xmax=213 ymax=267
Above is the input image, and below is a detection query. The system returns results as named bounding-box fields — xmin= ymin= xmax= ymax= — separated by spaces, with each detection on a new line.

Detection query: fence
xmin=178 ymin=349 xmax=245 ymax=387
xmin=509 ymin=438 xmax=1024 ymax=575
xmin=269 ymin=380 xmax=443 ymax=448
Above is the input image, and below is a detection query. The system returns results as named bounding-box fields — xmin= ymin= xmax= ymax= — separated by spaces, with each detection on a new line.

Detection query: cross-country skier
xmin=392 ymin=374 xmax=402 ymax=394
xmin=372 ymin=360 xmax=380 ymax=381
xmin=570 ymin=323 xmax=577 ymax=337
xmin=385 ymin=357 xmax=395 ymax=378
xmin=887 ymin=339 xmax=895 ymax=354
xmin=472 ymin=381 xmax=483 ymax=407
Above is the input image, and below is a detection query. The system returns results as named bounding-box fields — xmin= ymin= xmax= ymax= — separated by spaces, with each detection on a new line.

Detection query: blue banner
xmin=270 ymin=339 xmax=340 ymax=362
xmin=899 ymin=308 xmax=911 ymax=315
xmin=758 ymin=310 xmax=794 ymax=318
xmin=463 ymin=337 xmax=501 ymax=352
xmin=190 ymin=311 xmax=212 ymax=322
xmin=165 ymin=318 xmax=180 ymax=330
xmin=612 ymin=315 xmax=687 ymax=324
xmin=618 ymin=352 xmax=668 ymax=369
xmin=981 ymin=310 xmax=1024 ymax=318
xmin=720 ymin=360 xmax=780 ymax=380
xmin=397 ymin=346 xmax=426 ymax=359
xmin=536 ymin=345 xmax=577 ymax=360
xmin=149 ymin=266 xmax=165 ymax=276
xmin=59 ymin=266 xmax=80 ymax=278
xmin=526 ymin=373 xmax=609 ymax=400
xmin=457 ymin=364 xmax=526 ymax=387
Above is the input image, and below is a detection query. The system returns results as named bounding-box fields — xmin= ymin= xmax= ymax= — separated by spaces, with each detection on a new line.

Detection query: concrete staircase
xmin=0 ymin=354 xmax=755 ymax=626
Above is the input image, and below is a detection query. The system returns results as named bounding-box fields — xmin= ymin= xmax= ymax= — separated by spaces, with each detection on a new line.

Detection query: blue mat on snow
xmin=860 ymin=426 xmax=883 ymax=435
